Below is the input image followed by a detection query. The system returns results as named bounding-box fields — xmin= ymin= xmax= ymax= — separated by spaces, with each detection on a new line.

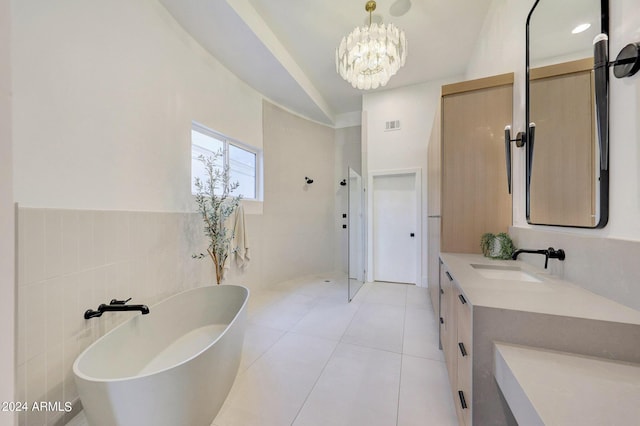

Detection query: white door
xmin=372 ymin=173 xmax=417 ymax=284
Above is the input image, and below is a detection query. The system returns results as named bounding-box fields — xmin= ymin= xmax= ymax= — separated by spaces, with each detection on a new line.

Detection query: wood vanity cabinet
xmin=439 ymin=253 xmax=640 ymax=425
xmin=440 ymin=261 xmax=472 ymax=425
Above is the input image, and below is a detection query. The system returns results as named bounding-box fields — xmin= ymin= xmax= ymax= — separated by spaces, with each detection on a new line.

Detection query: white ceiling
xmin=159 ymin=0 xmax=495 ymax=126
xmin=529 ymin=0 xmax=601 ymax=66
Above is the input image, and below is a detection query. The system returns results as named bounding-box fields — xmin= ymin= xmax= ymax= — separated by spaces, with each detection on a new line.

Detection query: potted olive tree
xmin=192 ymin=151 xmax=241 ymax=284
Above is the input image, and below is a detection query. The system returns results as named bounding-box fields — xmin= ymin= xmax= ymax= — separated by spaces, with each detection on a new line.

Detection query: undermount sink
xmin=471 ymin=264 xmax=543 ymax=283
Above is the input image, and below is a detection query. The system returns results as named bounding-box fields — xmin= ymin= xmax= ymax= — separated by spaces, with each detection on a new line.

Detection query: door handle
xmin=410 ymin=233 xmax=415 ymax=237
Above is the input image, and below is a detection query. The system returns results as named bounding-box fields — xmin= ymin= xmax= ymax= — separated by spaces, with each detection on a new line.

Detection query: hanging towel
xmin=230 ymin=204 xmax=250 ymax=270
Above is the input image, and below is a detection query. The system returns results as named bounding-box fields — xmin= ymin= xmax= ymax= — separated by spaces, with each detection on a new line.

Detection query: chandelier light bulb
xmin=336 ymin=0 xmax=408 ymax=90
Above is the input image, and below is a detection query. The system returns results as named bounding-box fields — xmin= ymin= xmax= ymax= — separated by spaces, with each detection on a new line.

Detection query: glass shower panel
xmin=348 ymin=167 xmax=365 ymax=302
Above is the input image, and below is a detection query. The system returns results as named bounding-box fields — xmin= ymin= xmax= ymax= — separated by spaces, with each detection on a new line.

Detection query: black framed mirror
xmin=525 ymin=0 xmax=609 ymax=228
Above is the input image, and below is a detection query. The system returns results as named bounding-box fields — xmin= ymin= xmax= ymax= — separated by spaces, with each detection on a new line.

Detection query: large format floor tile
xmin=238 ymin=324 xmax=286 ymax=374
xmin=341 ymin=302 xmax=406 ymax=353
xmin=214 ymin=333 xmax=338 ymax=426
xmin=397 ymin=355 xmax=458 ymax=426
xmin=292 ymin=343 xmax=402 ymax=426
xmin=362 ymin=281 xmax=408 ymax=306
xmin=403 ymin=307 xmax=443 ymax=362
xmin=247 ymin=292 xmax=318 ymax=331
xmin=291 ymin=299 xmax=360 ymax=341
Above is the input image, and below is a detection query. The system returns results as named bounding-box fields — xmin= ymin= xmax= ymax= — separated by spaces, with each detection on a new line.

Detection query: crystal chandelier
xmin=335 ymin=0 xmax=408 ymax=90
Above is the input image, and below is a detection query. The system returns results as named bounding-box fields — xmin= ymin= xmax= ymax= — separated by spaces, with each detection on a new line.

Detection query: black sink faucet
xmin=84 ymin=298 xmax=150 ymax=319
xmin=511 ymin=247 xmax=566 ymax=269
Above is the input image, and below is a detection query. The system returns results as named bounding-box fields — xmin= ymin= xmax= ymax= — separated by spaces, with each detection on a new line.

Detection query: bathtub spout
xmin=84 ymin=302 xmax=150 ymax=319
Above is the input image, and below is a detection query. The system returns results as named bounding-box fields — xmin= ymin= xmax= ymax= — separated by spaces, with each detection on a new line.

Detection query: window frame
xmin=191 ymin=122 xmax=263 ymax=201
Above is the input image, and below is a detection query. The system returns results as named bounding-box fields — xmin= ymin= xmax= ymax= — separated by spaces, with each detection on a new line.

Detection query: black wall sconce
xmin=305 ymin=177 xmax=314 ymax=184
xmin=612 ymin=41 xmax=640 ymax=78
xmin=594 ymin=36 xmax=640 ymax=79
xmin=503 ymin=124 xmax=529 ymax=194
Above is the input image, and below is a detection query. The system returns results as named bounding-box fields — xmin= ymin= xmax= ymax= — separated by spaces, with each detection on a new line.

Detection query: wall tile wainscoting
xmin=15 ymin=207 xmax=214 ymax=425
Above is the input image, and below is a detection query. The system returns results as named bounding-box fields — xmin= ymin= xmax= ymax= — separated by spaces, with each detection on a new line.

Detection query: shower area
xmin=336 ymin=124 xmax=365 ymax=302
xmin=347 ymin=167 xmax=365 ymax=301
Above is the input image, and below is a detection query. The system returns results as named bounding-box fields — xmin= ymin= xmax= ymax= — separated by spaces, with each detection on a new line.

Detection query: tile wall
xmin=16 ymin=207 xmax=214 ymax=425
xmin=510 ymin=227 xmax=640 ymax=312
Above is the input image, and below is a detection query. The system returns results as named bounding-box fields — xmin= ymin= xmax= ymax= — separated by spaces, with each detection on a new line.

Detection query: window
xmin=191 ymin=123 xmax=261 ymax=200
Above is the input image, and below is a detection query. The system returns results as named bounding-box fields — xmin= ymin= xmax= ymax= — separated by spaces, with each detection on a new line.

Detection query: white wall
xmin=12 ymin=0 xmax=262 ymax=212
xmin=334 ymin=126 xmax=362 ymax=273
xmin=466 ymin=0 xmax=640 ymax=241
xmin=362 ymin=79 xmax=459 ymax=286
xmin=0 ymin=0 xmax=15 ymax=422
xmin=261 ymin=102 xmax=337 ymax=285
xmin=608 ymin=0 xmax=640 ymax=239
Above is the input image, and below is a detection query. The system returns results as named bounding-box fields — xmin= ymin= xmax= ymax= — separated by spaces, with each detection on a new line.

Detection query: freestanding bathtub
xmin=73 ymin=285 xmax=249 ymax=426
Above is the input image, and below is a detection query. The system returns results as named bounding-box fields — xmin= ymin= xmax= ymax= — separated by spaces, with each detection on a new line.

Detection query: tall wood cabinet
xmin=427 ymin=105 xmax=441 ymax=313
xmin=440 ymin=74 xmax=513 ymax=253
xmin=427 ymin=74 xmax=514 ymax=425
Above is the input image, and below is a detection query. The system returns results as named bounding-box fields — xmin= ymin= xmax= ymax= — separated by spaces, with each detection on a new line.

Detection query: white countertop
xmin=440 ymin=253 xmax=640 ymax=325
xmin=494 ymin=342 xmax=640 ymax=426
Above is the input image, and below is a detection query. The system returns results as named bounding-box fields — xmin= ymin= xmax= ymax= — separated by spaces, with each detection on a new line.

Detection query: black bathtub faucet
xmin=84 ymin=298 xmax=150 ymax=319
xmin=511 ymin=247 xmax=565 ymax=269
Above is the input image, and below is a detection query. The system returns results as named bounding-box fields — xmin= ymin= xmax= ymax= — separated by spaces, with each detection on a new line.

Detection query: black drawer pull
xmin=458 ymin=342 xmax=467 ymax=357
xmin=440 ymin=317 xmax=444 ymax=324
xmin=458 ymin=294 xmax=467 ymax=304
xmin=445 ymin=271 xmax=453 ymax=281
xmin=458 ymin=390 xmax=467 ymax=409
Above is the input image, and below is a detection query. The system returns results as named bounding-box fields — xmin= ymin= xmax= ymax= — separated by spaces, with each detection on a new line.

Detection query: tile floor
xmin=68 ymin=276 xmax=458 ymax=426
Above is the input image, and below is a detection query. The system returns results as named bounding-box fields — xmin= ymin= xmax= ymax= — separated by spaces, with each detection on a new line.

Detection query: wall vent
xmin=385 ymin=120 xmax=401 ymax=131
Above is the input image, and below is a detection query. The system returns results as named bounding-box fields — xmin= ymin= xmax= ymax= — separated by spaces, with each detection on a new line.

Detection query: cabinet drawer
xmin=457 ymin=315 xmax=472 ymax=361
xmin=457 ymin=366 xmax=472 ymax=426
xmin=440 ymin=262 xmax=474 ymax=425
xmin=456 ymin=289 xmax=472 ymax=327
xmin=440 ymin=265 xmax=454 ymax=341
xmin=439 ymin=266 xmax=448 ymax=332
xmin=457 ymin=293 xmax=472 ymax=357
xmin=440 ymin=265 xmax=458 ymax=388
xmin=457 ymin=306 xmax=472 ymax=400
